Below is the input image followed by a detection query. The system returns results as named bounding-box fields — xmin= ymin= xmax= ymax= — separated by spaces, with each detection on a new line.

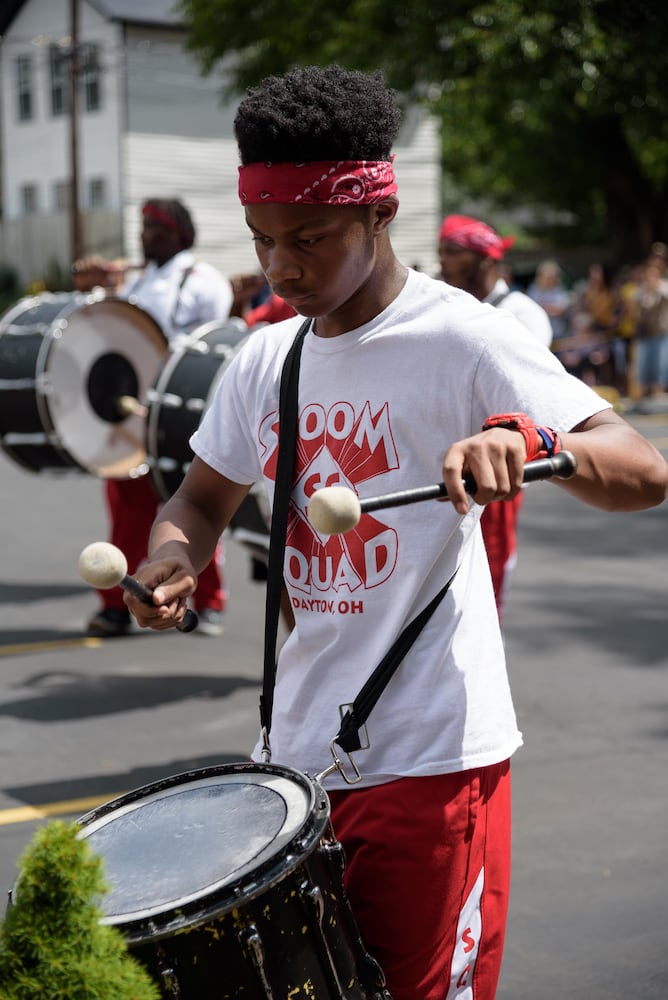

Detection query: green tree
xmin=180 ymin=0 xmax=668 ymax=263
xmin=0 ymin=820 xmax=159 ymax=1000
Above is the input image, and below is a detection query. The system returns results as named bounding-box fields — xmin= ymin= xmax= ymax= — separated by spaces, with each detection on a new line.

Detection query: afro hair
xmin=234 ymin=64 xmax=402 ymax=165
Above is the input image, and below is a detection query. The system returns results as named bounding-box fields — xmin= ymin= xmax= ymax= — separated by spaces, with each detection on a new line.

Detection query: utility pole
xmin=69 ymin=0 xmax=84 ymax=262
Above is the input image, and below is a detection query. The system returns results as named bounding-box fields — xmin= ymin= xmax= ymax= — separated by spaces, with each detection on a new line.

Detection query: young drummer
xmin=123 ymin=66 xmax=667 ymax=1000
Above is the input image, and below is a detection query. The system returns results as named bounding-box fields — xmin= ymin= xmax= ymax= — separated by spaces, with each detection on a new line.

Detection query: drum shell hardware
xmin=145 ymin=318 xmax=272 ymax=564
xmin=145 ymin=318 xmax=249 ymax=502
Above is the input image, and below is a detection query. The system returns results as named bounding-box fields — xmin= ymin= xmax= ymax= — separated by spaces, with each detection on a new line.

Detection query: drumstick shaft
xmin=121 ymin=573 xmax=198 ymax=633
xmin=359 ymin=452 xmax=577 ymax=514
xmin=117 ymin=395 xmax=148 ymax=418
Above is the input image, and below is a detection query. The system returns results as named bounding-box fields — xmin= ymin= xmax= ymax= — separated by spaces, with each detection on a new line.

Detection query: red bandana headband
xmin=439 ymin=214 xmax=515 ymax=261
xmin=142 ymin=203 xmax=181 ymax=232
xmin=238 ymin=159 xmax=397 ymax=205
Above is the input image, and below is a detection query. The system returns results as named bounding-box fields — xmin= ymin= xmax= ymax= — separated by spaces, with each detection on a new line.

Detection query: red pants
xmin=98 ymin=476 xmax=226 ymax=612
xmin=328 ymin=761 xmax=511 ymax=1000
xmin=480 ymin=492 xmax=524 ymax=622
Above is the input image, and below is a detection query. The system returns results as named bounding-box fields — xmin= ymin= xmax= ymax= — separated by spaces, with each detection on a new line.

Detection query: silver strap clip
xmin=315 ymin=704 xmax=369 ymax=786
xmin=259 ymin=726 xmax=272 ymax=764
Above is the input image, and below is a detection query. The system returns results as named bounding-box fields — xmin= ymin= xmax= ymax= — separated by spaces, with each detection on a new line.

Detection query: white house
xmin=0 ymin=0 xmax=441 ymax=287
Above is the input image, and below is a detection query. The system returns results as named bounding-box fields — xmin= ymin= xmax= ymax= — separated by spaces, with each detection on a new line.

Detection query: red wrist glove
xmin=482 ymin=412 xmax=562 ymax=462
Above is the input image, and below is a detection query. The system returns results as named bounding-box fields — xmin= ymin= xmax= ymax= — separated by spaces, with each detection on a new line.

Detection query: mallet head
xmin=308 ymin=486 xmax=362 ymax=535
xmin=78 ymin=541 xmax=128 ymax=589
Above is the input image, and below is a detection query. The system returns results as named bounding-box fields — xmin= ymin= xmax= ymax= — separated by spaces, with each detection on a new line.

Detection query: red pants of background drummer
xmin=98 ymin=475 xmax=226 ymax=614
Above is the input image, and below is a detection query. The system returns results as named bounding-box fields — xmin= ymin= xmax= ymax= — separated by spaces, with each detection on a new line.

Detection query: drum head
xmin=44 ymin=298 xmax=167 ymax=478
xmin=78 ymin=763 xmax=329 ymax=934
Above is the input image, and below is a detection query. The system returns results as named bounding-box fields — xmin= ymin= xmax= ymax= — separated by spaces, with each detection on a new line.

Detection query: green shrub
xmin=0 ymin=820 xmax=160 ymax=1000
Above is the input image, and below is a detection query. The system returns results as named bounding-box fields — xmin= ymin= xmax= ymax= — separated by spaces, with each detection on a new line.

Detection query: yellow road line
xmin=0 ymin=636 xmax=103 ymax=657
xmin=0 ymin=792 xmax=124 ymax=827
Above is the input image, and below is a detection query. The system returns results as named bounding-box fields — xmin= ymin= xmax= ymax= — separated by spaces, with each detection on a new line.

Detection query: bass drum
xmin=77 ymin=762 xmax=390 ymax=999
xmin=0 ymin=292 xmax=167 ymax=478
xmin=146 ymin=318 xmax=271 ymax=560
xmin=145 ymin=318 xmax=249 ymax=501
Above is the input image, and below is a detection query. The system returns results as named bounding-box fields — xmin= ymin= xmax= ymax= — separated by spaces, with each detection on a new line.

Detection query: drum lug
xmin=317 ymin=841 xmax=392 ymax=1000
xmin=153 ymin=939 xmax=183 ymax=999
xmin=237 ymin=922 xmax=276 ymax=999
xmin=299 ymin=878 xmax=352 ymax=997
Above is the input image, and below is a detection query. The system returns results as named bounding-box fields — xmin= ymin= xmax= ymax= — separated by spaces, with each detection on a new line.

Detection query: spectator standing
xmin=632 ymin=257 xmax=668 ymax=397
xmin=569 ymin=262 xmax=622 ymax=390
xmin=527 ymin=258 xmax=572 ymax=342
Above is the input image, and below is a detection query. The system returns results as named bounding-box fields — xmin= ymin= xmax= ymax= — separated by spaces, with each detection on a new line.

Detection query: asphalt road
xmin=1 ymin=412 xmax=667 ymax=999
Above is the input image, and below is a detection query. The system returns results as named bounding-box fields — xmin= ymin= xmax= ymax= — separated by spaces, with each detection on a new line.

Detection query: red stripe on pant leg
xmin=450 ymin=759 xmax=511 ymax=1000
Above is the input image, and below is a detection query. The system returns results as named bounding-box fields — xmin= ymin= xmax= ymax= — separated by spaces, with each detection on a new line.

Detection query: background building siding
xmin=1 ymin=0 xmax=441 ymax=288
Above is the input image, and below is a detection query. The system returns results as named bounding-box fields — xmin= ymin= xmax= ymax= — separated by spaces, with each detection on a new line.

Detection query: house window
xmin=80 ymin=44 xmax=102 ymax=112
xmin=16 ymin=55 xmax=33 ymax=121
xmin=49 ymin=42 xmax=103 ymax=116
xmin=21 ymin=184 xmax=39 ymax=214
xmin=88 ymin=177 xmax=106 ymax=208
xmin=49 ymin=45 xmax=69 ymax=116
xmin=54 ymin=181 xmax=70 ymax=211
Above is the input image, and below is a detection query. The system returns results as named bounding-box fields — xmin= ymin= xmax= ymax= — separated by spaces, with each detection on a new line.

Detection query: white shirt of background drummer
xmin=122 ymin=249 xmax=233 ymax=346
xmin=191 ymin=268 xmax=609 ymax=788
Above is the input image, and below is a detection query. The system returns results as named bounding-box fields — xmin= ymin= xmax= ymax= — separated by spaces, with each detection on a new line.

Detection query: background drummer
xmin=437 ymin=213 xmax=553 ymax=624
xmin=73 ymin=197 xmax=233 ymax=638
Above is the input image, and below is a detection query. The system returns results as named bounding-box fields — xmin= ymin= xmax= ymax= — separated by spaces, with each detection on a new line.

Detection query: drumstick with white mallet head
xmin=308 ymin=452 xmax=578 ymax=535
xmin=78 ymin=541 xmax=198 ymax=633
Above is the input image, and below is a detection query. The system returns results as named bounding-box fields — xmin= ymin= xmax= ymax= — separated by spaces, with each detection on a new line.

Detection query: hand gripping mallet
xmin=308 ymin=451 xmax=578 ymax=535
xmin=78 ymin=541 xmax=198 ymax=633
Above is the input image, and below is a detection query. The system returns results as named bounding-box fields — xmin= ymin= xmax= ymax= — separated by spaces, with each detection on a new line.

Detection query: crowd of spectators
xmin=522 ymin=243 xmax=668 ymax=402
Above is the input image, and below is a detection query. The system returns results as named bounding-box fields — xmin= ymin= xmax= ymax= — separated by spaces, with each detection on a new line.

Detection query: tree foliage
xmin=180 ymin=0 xmax=668 ymax=263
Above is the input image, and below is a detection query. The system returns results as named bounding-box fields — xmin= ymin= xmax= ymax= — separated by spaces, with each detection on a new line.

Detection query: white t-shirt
xmin=192 ymin=268 xmax=609 ymax=789
xmin=123 ymin=249 xmax=233 ymax=346
xmin=485 ymin=278 xmax=554 ymax=347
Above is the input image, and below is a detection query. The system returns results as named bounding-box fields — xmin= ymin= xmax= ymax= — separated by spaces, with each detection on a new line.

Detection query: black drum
xmin=145 ymin=318 xmax=249 ymax=501
xmin=0 ymin=292 xmax=167 ymax=477
xmin=145 ymin=317 xmax=271 ymax=559
xmin=77 ymin=763 xmax=390 ymax=999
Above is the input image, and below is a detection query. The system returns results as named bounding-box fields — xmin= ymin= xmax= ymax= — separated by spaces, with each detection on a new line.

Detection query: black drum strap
xmin=334 ymin=568 xmax=457 ymax=755
xmin=169 ymin=265 xmax=195 ymax=330
xmin=260 ymin=320 xmax=310 ymax=738
xmin=486 ymin=289 xmax=510 ymax=308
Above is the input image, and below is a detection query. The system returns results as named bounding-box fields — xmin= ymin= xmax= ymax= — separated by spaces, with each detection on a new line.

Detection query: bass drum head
xmin=76 ymin=762 xmax=330 ymax=943
xmin=145 ymin=318 xmax=249 ymax=502
xmin=47 ymin=297 xmax=167 ymax=478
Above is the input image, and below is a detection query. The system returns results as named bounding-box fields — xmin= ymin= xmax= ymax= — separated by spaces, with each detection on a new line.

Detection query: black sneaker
xmin=87 ymin=608 xmax=132 ymax=638
xmin=195 ymin=608 xmax=224 ymax=637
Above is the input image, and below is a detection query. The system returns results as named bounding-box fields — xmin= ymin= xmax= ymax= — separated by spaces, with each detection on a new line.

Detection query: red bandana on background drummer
xmin=142 ymin=201 xmax=195 ymax=249
xmin=238 ymin=159 xmax=397 ymax=205
xmin=439 ymin=214 xmax=515 ymax=260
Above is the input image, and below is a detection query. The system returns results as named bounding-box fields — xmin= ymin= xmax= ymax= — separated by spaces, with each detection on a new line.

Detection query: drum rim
xmin=77 ymin=761 xmax=331 ymax=943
